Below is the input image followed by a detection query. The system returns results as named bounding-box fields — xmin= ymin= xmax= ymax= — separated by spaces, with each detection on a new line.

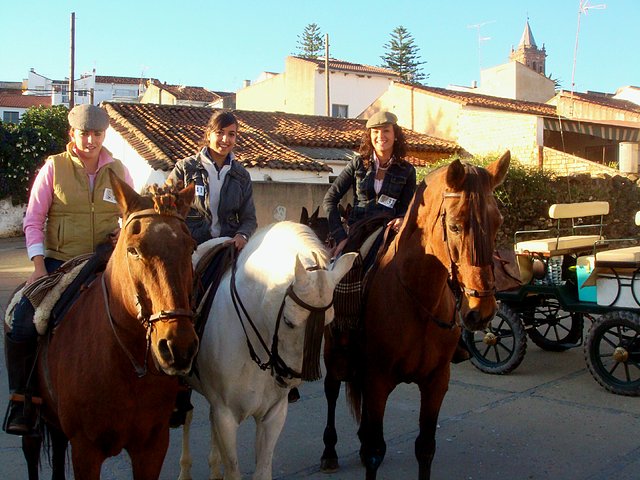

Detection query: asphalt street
xmin=0 ymin=235 xmax=638 ymax=479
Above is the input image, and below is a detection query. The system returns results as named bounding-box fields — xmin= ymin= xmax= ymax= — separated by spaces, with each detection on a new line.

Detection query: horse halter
xmin=102 ymin=208 xmax=195 ymax=377
xmin=440 ymin=191 xmax=496 ymax=310
xmin=230 ymin=258 xmax=333 ymax=384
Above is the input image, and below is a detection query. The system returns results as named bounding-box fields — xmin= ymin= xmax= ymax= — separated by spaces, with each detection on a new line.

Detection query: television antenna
xmin=571 ymin=0 xmax=606 ymax=97
xmin=467 ymin=20 xmax=495 ymax=76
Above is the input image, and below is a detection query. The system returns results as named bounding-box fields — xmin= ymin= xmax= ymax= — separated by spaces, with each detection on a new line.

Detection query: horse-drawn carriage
xmin=462 ymin=201 xmax=640 ymax=396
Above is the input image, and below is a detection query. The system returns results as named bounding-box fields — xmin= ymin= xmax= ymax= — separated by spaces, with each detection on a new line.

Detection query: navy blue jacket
xmin=167 ymin=149 xmax=257 ymax=245
xmin=323 ymin=155 xmax=416 ymax=243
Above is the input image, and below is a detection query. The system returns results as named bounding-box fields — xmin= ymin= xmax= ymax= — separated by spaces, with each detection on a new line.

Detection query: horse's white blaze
xmin=151 ymin=222 xmax=178 ymax=238
xmin=179 ymin=222 xmax=355 ymax=480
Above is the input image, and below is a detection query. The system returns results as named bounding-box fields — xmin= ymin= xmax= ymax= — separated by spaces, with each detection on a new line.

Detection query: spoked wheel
xmin=462 ymin=303 xmax=527 ymax=374
xmin=585 ymin=310 xmax=640 ymax=396
xmin=523 ymin=297 xmax=584 ymax=351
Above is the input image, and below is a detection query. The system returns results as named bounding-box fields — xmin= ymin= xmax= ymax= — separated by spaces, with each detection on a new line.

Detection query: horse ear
xmin=294 ymin=254 xmax=308 ymax=284
xmin=486 ymin=150 xmax=511 ymax=188
xmin=176 ymin=182 xmax=196 ymax=218
xmin=445 ymin=159 xmax=466 ymax=191
xmin=109 ymin=169 xmax=141 ymax=216
xmin=311 ymin=206 xmax=319 ymax=221
xmin=329 ymin=252 xmax=358 ymax=284
xmin=300 ymin=207 xmax=309 ymax=224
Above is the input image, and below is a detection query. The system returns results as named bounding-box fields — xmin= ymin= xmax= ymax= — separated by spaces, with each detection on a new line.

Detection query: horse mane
xmin=344 ymin=213 xmax=394 ymax=253
xmin=448 ymin=164 xmax=495 ymax=266
xmin=398 ymin=163 xmax=494 ymax=266
xmin=143 ymin=182 xmax=186 ymax=215
xmin=241 ymin=222 xmax=330 ymax=280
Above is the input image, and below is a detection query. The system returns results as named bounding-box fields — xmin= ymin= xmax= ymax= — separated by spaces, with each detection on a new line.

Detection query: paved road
xmin=0 ymin=236 xmax=638 ymax=479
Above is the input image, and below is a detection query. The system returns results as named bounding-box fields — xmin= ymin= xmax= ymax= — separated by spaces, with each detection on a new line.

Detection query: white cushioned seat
xmin=516 ymin=235 xmax=602 ymax=254
xmin=595 ymin=246 xmax=640 ymax=265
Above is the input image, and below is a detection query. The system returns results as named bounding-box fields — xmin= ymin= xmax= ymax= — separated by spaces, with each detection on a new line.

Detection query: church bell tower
xmin=509 ymin=20 xmax=546 ymax=75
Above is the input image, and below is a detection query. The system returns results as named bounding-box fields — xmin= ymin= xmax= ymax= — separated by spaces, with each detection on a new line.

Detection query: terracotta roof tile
xmin=401 ymin=83 xmax=558 ymax=117
xmin=95 ymin=75 xmax=146 ymax=85
xmin=558 ymin=90 xmax=640 ymax=114
xmin=103 ymin=103 xmax=459 ymax=173
xmin=0 ymin=93 xmax=51 ymax=108
xmin=156 ymin=83 xmax=222 ymax=102
xmin=293 ymin=56 xmax=400 ymax=78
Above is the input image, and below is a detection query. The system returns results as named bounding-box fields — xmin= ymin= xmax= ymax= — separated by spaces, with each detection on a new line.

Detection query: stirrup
xmin=3 ymin=394 xmax=42 ymax=435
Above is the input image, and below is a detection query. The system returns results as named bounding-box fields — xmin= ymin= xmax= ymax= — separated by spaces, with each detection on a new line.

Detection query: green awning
xmin=544 ymin=118 xmax=640 ymax=142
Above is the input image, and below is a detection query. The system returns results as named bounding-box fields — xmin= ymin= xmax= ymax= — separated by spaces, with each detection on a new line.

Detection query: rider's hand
xmin=225 ymin=234 xmax=248 ymax=251
xmin=387 ymin=217 xmax=403 ymax=233
xmin=26 ymin=255 xmax=47 ymax=286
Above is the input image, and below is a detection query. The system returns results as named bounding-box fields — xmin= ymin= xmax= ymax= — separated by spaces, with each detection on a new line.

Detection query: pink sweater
xmin=23 ymin=147 xmax=134 ymax=260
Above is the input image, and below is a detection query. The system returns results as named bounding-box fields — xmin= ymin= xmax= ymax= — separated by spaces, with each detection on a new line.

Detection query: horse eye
xmin=127 ymin=246 xmax=140 ymax=258
xmin=283 ymin=317 xmax=295 ymax=329
xmin=448 ymin=224 xmax=461 ymax=234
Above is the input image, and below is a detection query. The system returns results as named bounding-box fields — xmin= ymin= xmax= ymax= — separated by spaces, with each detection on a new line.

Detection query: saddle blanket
xmin=4 ymin=256 xmax=90 ymax=335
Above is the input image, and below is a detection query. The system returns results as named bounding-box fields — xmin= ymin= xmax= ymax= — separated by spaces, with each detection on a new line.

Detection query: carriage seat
xmin=515 ymin=201 xmax=609 ymax=256
xmin=593 ymin=211 xmax=640 ymax=268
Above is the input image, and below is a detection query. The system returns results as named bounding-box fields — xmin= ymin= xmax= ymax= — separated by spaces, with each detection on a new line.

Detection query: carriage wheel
xmin=523 ymin=297 xmax=584 ymax=351
xmin=462 ymin=303 xmax=527 ymax=374
xmin=585 ymin=311 xmax=640 ymax=396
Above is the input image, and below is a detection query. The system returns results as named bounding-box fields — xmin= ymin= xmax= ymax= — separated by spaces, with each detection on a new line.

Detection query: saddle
xmin=5 ymin=244 xmax=113 ymax=335
xmin=192 ymin=242 xmax=236 ymax=341
xmin=333 ymin=214 xmax=395 ymax=331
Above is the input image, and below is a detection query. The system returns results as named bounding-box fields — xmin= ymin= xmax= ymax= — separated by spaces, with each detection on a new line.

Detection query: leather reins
xmin=102 ymin=208 xmax=195 ymax=377
xmin=229 ymin=255 xmax=332 ymax=384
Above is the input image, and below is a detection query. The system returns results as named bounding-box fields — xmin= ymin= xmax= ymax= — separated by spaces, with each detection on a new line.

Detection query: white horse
xmin=179 ymin=221 xmax=357 ymax=480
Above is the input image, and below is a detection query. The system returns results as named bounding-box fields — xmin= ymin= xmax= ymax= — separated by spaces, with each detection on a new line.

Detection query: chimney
xmin=243 ymin=80 xmax=251 ymax=88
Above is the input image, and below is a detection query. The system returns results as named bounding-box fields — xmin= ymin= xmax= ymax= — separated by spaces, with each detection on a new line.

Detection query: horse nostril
xmin=158 ymin=339 xmax=173 ymax=362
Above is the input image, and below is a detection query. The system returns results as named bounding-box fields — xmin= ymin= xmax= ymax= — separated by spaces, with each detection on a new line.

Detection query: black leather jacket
xmin=167 ymin=149 xmax=257 ymax=245
xmin=323 ymin=155 xmax=416 ymax=243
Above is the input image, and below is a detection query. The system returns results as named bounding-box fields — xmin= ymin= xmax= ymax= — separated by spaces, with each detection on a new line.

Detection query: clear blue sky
xmin=1 ymin=0 xmax=635 ymax=95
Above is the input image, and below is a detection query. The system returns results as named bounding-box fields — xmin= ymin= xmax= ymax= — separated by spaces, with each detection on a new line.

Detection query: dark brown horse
xmin=321 ymin=152 xmax=510 ymax=479
xmin=24 ymin=172 xmax=199 ymax=479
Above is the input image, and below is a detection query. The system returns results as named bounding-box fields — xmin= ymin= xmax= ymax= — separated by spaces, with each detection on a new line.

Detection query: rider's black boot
xmin=3 ymin=334 xmax=38 ymax=435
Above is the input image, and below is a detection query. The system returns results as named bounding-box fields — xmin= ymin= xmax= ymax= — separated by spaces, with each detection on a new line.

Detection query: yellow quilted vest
xmin=44 ymin=144 xmax=126 ymax=261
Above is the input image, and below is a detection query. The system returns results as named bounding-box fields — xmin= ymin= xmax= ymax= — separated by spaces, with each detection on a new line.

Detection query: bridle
xmin=440 ymin=191 xmax=497 ymax=302
xmin=230 ymin=256 xmax=333 ymax=385
xmin=101 ymin=208 xmax=195 ymax=377
xmin=393 ymin=185 xmax=497 ymax=331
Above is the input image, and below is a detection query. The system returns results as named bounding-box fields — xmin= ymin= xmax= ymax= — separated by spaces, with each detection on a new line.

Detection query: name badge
xmin=195 ymin=185 xmax=205 ymax=197
xmin=377 ymin=194 xmax=397 ymax=208
xmin=103 ymin=188 xmax=117 ymax=204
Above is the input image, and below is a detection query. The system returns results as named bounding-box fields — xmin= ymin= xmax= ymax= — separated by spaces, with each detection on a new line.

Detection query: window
xmin=331 ymin=104 xmax=348 ymax=118
xmin=2 ymin=111 xmax=20 ymax=123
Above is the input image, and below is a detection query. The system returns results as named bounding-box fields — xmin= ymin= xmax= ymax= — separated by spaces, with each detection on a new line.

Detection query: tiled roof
xmin=401 ymin=83 xmax=558 ymax=117
xmin=162 ymin=84 xmax=221 ymax=102
xmin=95 ymin=75 xmax=146 ymax=85
xmin=102 ymin=102 xmax=458 ymax=172
xmin=0 ymin=93 xmax=51 ymax=108
xmin=557 ymin=90 xmax=640 ymax=115
xmin=293 ymin=56 xmax=400 ymax=78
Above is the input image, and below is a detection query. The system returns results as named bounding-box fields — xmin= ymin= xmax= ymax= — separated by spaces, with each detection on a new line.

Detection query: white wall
xmin=0 ymin=199 xmax=26 ymax=238
xmin=103 ymin=129 xmax=160 ymax=192
xmin=313 ymin=71 xmax=394 ymax=118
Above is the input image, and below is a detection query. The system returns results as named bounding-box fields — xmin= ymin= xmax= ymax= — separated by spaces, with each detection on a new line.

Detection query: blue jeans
xmin=9 ymin=258 xmax=65 ymax=342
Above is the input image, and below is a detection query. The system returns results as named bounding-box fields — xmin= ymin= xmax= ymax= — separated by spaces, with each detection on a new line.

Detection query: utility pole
xmin=325 ymin=33 xmax=330 ymax=117
xmin=69 ymin=12 xmax=75 ymax=108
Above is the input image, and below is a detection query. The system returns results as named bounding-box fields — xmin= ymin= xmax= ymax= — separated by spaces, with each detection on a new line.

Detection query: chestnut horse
xmin=321 ymin=152 xmax=510 ymax=480
xmin=24 ymin=172 xmax=199 ymax=479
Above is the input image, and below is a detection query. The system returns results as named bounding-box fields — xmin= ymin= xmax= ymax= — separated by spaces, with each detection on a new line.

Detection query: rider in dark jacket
xmin=168 ymin=152 xmax=256 ymax=245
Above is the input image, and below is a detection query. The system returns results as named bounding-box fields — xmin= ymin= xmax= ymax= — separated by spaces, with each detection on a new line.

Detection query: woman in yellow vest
xmin=3 ymin=104 xmax=133 ymax=435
